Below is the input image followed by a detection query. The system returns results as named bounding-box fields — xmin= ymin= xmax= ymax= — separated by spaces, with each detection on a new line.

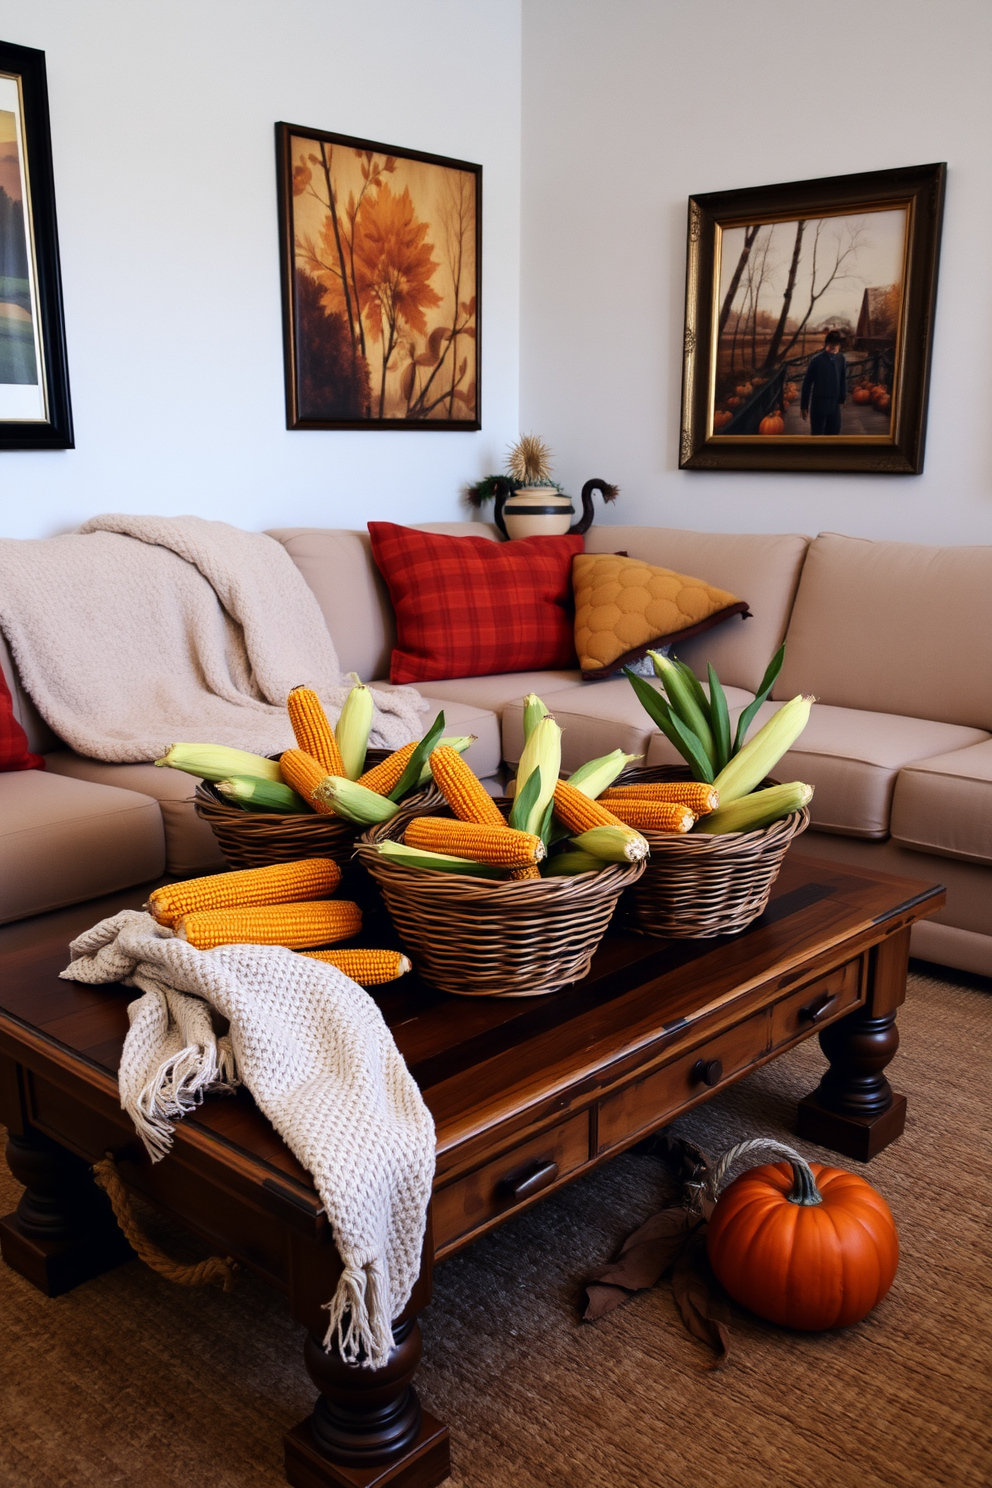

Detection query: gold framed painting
xmin=679 ymin=164 xmax=945 ymax=474
xmin=276 ymin=122 xmax=480 ymax=430
xmin=0 ymin=39 xmax=72 ymax=450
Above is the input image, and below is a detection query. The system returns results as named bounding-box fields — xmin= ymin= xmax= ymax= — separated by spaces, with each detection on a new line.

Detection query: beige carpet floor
xmin=1 ymin=964 xmax=989 ymax=1488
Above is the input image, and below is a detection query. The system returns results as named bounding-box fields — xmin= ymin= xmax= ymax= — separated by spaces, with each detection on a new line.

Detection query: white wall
xmin=0 ymin=0 xmax=522 ymax=538
xmin=520 ymin=0 xmax=992 ymax=545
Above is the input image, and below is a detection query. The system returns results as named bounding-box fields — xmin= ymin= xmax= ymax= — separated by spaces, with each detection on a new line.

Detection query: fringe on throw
xmin=128 ymin=1037 xmax=241 ymax=1162
xmin=323 ymin=1256 xmax=394 ymax=1370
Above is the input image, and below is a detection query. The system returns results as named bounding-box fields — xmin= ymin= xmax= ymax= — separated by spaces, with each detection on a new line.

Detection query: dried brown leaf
xmin=671 ymin=1233 xmax=731 ymax=1368
xmin=583 ymin=1205 xmax=696 ymax=1321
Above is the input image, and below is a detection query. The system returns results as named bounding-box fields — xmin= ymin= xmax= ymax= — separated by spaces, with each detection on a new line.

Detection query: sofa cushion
xmin=890 ymin=741 xmax=992 ymax=866
xmin=775 ymin=532 xmax=992 ymax=728
xmin=584 ymin=527 xmax=808 ymax=693
xmin=726 ymin=701 xmax=989 ymax=839
xmin=571 ymin=552 xmax=749 ymax=678
xmin=413 ymin=670 xmax=583 ymax=712
xmin=501 ymin=678 xmax=754 ymax=773
xmin=368 ymin=523 xmax=583 ymax=684
xmin=43 ymin=751 xmax=228 ymax=878
xmin=0 ymin=771 xmax=165 ymax=924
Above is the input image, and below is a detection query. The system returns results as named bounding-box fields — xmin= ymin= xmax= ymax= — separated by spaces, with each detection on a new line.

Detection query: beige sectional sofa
xmin=2 ymin=522 xmax=989 ymax=976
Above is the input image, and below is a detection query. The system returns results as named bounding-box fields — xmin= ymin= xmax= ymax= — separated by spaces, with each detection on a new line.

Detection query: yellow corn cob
xmin=430 ymin=745 xmax=505 ymax=827
xmin=511 ymin=714 xmax=562 ymax=835
xmin=148 ymin=858 xmax=342 ymax=926
xmin=287 ymin=687 xmax=345 ymax=776
xmin=572 ymin=825 xmax=650 ymax=863
xmin=335 ymin=682 xmax=373 ymax=780
xmin=553 ymin=778 xmax=627 ymax=834
xmin=568 ymin=749 xmax=642 ymax=798
xmin=375 ymin=842 xmax=506 ymax=878
xmin=155 ymin=743 xmax=283 ymax=783
xmin=508 ymin=865 xmax=542 ymax=880
xmin=713 ymin=695 xmax=814 ymax=804
xmin=602 ymin=781 xmax=720 ymax=814
xmin=356 ymin=741 xmax=419 ymax=795
xmin=300 ymin=949 xmax=412 ymax=984
xmin=603 ymin=799 xmax=696 ymax=834
xmin=177 ymin=899 xmax=361 ymax=951
xmin=313 ymin=776 xmax=400 ymax=823
xmin=404 ymin=817 xmax=545 ymax=866
xmin=694 ymin=781 xmax=813 ymax=835
xmin=280 ymin=748 xmax=334 ymax=814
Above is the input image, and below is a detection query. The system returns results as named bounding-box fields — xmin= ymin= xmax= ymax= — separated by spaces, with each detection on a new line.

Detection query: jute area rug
xmin=1 ymin=965 xmax=989 ymax=1488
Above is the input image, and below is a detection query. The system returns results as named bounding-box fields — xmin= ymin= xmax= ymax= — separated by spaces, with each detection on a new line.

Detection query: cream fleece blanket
xmin=62 ymin=909 xmax=435 ymax=1369
xmin=0 ymin=513 xmax=425 ymax=762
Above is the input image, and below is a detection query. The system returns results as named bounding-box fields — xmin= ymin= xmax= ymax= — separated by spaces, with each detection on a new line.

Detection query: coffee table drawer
xmin=596 ymin=1016 xmax=765 ymax=1154
xmin=433 ymin=1113 xmax=590 ymax=1254
xmin=769 ymin=959 xmax=861 ymax=1047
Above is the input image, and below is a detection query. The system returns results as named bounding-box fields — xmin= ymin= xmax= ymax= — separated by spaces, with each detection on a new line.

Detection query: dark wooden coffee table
xmin=0 ymin=855 xmax=943 ymax=1488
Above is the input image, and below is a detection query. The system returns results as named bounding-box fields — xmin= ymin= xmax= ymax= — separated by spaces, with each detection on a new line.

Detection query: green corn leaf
xmin=537 ymin=795 xmax=556 ymax=848
xmin=675 ymin=658 xmax=714 ymax=728
xmin=388 ymin=710 xmax=446 ymax=801
xmin=509 ymin=764 xmax=543 ymax=831
xmin=707 ymin=664 xmax=732 ymax=773
xmin=733 ymin=642 xmax=786 ymax=754
xmin=624 ymin=669 xmax=713 ymax=782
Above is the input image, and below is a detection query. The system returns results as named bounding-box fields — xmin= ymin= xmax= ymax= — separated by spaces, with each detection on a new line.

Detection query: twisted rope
xmin=92 ymin=1154 xmax=239 ymax=1290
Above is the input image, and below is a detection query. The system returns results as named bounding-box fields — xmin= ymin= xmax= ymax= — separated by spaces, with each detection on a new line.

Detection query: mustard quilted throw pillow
xmin=572 ymin=553 xmax=750 ymax=679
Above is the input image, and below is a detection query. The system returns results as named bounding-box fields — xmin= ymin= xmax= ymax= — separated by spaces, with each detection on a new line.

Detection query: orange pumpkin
xmin=758 ymin=413 xmax=785 ymax=435
xmin=707 ymin=1142 xmax=899 ymax=1331
xmin=852 ymin=387 xmax=871 ymax=405
xmin=726 ymin=396 xmax=742 ymax=409
xmin=872 ymin=388 xmax=891 ymax=409
xmin=736 ymin=382 xmax=753 ymax=398
xmin=712 ymin=410 xmax=733 ymax=431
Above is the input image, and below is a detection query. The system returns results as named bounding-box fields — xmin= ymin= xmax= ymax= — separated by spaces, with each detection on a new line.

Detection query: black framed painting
xmin=276 ymin=122 xmax=481 ymax=431
xmin=0 ymin=39 xmax=72 ymax=450
xmin=679 ymin=163 xmax=945 ymax=474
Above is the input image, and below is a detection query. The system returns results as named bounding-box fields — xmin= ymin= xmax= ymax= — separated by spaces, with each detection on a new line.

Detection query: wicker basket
xmin=193 ymin=750 xmax=439 ymax=870
xmin=620 ymin=766 xmax=811 ymax=939
xmin=354 ymin=797 xmax=645 ymax=998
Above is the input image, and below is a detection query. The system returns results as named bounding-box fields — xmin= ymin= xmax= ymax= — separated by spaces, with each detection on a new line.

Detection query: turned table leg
xmin=796 ymin=928 xmax=910 ymax=1162
xmin=0 ymin=1125 xmax=133 ymax=1295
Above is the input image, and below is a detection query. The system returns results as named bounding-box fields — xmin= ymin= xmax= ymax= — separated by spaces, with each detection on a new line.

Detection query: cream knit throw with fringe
xmin=0 ymin=513 xmax=425 ymax=762
xmin=62 ymin=910 xmax=435 ymax=1369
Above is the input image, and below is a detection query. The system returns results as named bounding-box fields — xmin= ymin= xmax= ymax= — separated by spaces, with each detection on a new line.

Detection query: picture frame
xmin=0 ymin=39 xmax=72 ymax=450
xmin=679 ymin=163 xmax=946 ymax=474
xmin=276 ymin=122 xmax=481 ymax=431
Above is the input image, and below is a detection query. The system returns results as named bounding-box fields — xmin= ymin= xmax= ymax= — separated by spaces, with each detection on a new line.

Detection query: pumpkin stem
xmin=706 ymin=1138 xmax=823 ymax=1207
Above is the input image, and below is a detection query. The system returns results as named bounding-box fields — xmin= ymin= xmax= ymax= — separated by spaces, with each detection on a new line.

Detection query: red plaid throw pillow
xmin=0 ymin=664 xmax=44 ymax=771
xmin=367 ymin=523 xmax=584 ymax=684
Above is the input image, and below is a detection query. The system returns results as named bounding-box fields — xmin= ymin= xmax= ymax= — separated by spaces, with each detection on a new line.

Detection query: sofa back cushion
xmin=774 ymin=532 xmax=992 ymax=728
xmin=584 ymin=526 xmax=809 ymax=693
xmin=267 ymin=523 xmax=499 ymax=680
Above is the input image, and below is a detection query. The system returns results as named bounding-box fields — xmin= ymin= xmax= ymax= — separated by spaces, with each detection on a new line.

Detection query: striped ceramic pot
xmin=503 ymin=487 xmax=575 ymax=539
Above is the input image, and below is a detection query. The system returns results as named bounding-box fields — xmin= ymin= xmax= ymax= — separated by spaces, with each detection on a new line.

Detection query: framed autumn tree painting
xmin=276 ymin=123 xmax=480 ymax=430
xmin=679 ymin=163 xmax=945 ymax=473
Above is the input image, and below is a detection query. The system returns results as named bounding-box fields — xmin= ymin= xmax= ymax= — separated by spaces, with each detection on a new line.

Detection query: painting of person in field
xmin=0 ymin=108 xmax=38 ymax=387
xmin=711 ymin=206 xmax=907 ymax=439
xmin=287 ymin=132 xmax=478 ymax=425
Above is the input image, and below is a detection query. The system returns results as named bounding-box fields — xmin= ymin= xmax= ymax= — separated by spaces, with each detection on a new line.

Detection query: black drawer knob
xmin=691 ymin=1058 xmax=723 ymax=1087
xmin=499 ymin=1159 xmax=559 ymax=1202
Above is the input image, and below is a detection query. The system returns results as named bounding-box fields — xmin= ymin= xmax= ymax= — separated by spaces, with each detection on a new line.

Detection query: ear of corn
xmin=572 ymin=825 xmax=650 ymax=863
xmin=415 ymin=735 xmax=474 ymax=787
xmin=649 ymin=651 xmax=716 ymax=769
xmin=541 ymin=849 xmax=606 ymax=876
xmin=603 ymin=799 xmax=696 ymax=834
xmin=568 ymin=749 xmax=642 ymax=798
xmin=603 ymin=781 xmax=719 ymax=814
xmin=155 ymin=743 xmax=282 ymax=783
xmin=430 ymin=744 xmax=505 ymax=826
xmin=694 ymin=781 xmax=813 ymax=835
xmin=706 ymin=663 xmax=732 ymax=772
xmin=522 ymin=693 xmax=550 ymax=744
xmin=280 ymin=749 xmax=334 ymax=814
xmin=300 ymin=949 xmax=412 ymax=984
xmin=312 ymin=776 xmax=400 ymax=823
xmin=712 ymin=695 xmax=813 ymax=804
xmin=509 ymin=714 xmax=562 ymax=835
xmin=216 ymin=776 xmax=308 ymax=813
xmin=148 ymin=858 xmax=342 ymax=926
xmin=508 ymin=865 xmax=542 ymax=880
xmin=552 ymin=778 xmax=627 ymax=835
xmin=335 ymin=682 xmax=374 ymax=780
xmin=375 ymin=842 xmax=507 ymax=878
xmin=177 ymin=899 xmax=361 ymax=950
xmin=623 ymin=668 xmax=715 ymax=783
xmin=286 ymin=687 xmax=345 ymax=777
xmin=356 ymin=741 xmax=419 ymax=796
xmin=405 ymin=817 xmax=545 ymax=866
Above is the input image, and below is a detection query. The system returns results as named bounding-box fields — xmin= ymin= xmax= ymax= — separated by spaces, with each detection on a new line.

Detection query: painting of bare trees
xmin=277 ymin=124 xmax=480 ymax=429
xmin=712 ymin=206 xmax=908 ymax=439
